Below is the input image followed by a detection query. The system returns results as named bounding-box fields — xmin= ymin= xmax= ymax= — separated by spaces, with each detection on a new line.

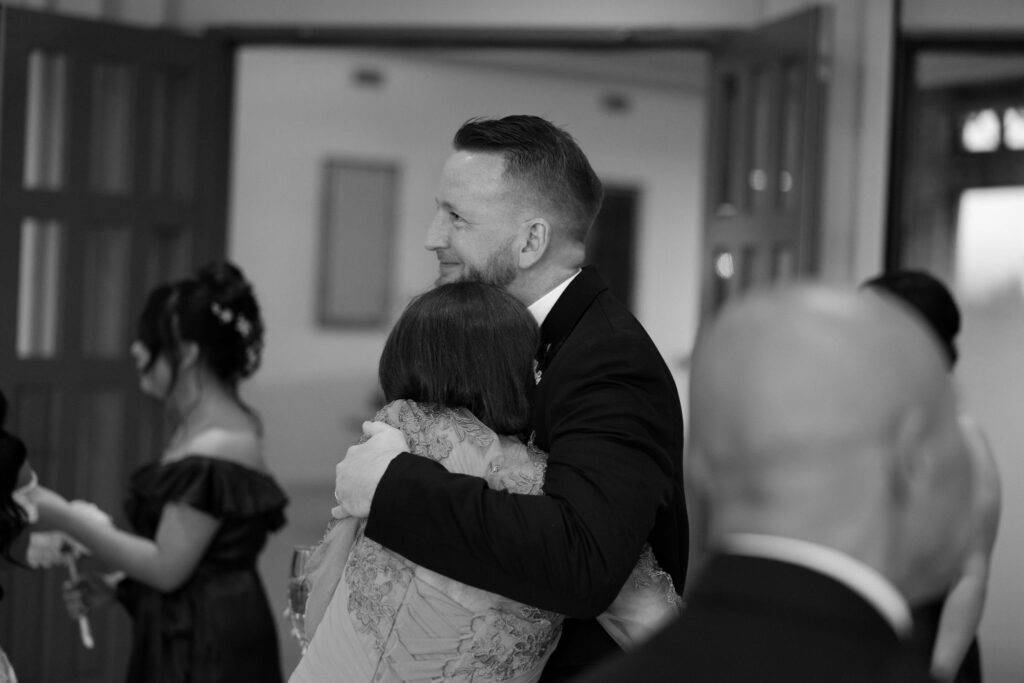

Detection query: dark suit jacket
xmin=579 ymin=553 xmax=938 ymax=683
xmin=365 ymin=267 xmax=688 ymax=680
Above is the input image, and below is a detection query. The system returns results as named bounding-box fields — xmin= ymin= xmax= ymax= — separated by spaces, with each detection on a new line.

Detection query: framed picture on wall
xmin=316 ymin=158 xmax=399 ymax=328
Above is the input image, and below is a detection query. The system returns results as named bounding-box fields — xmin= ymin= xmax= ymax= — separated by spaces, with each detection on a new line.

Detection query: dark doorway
xmin=586 ymin=184 xmax=639 ymax=310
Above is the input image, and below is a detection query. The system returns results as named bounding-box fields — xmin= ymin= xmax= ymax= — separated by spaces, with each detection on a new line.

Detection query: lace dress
xmin=117 ymin=456 xmax=288 ymax=683
xmin=291 ymin=400 xmax=680 ymax=683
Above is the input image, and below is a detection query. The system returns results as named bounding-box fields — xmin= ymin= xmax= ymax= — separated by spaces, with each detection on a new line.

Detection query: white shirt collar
xmin=720 ymin=533 xmax=913 ymax=638
xmin=527 ymin=269 xmax=582 ymax=326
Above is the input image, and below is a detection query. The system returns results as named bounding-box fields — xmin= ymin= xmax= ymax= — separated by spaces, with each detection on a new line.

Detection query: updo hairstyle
xmin=0 ymin=389 xmax=29 ymax=561
xmin=379 ymin=282 xmax=539 ymax=437
xmin=862 ymin=269 xmax=961 ymax=368
xmin=136 ymin=261 xmax=265 ymax=386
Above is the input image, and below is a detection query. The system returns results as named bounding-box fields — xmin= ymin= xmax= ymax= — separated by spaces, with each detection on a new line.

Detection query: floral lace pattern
xmin=629 ymin=545 xmax=683 ymax=607
xmin=343 ymin=531 xmax=414 ymax=655
xmin=314 ymin=400 xmax=676 ymax=680
xmin=341 ymin=402 xmax=562 ymax=681
xmin=449 ymin=609 xmax=562 ymax=681
xmin=374 ymin=402 xmax=496 ymax=463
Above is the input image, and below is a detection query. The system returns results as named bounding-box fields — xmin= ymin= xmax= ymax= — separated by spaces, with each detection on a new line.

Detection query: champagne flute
xmin=285 ymin=545 xmax=315 ymax=654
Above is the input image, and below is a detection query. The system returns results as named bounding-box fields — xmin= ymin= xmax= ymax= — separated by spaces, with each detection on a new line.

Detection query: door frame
xmin=885 ymin=30 xmax=1024 ymax=270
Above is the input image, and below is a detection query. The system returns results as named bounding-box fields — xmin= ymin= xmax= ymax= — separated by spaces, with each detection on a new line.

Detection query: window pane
xmin=90 ymin=62 xmax=136 ymax=193
xmin=144 ymin=225 xmax=193 ymax=291
xmin=778 ymin=62 xmax=805 ymax=210
xmin=1003 ymin=107 xmax=1024 ymax=150
xmin=23 ymin=51 xmax=68 ymax=190
xmin=81 ymin=225 xmax=132 ymax=358
xmin=956 ymin=187 xmax=1024 ymax=303
xmin=76 ymin=389 xmax=126 ymax=510
xmin=713 ymin=73 xmax=740 ymax=216
xmin=17 ymin=218 xmax=64 ymax=358
xmin=711 ymin=249 xmax=735 ymax=312
xmin=961 ymin=108 xmax=1001 ymax=152
xmin=748 ymin=67 xmax=773 ymax=211
xmin=150 ymin=69 xmax=197 ymax=199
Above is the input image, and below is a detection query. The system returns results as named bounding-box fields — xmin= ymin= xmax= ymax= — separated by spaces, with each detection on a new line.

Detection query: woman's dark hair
xmin=862 ymin=269 xmax=961 ymax=368
xmin=0 ymin=389 xmax=29 ymax=562
xmin=136 ymin=260 xmax=265 ymax=387
xmin=379 ymin=282 xmax=539 ymax=436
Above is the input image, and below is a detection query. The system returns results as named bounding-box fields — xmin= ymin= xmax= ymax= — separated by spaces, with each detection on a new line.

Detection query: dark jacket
xmin=365 ymin=267 xmax=688 ymax=680
xmin=580 ymin=553 xmax=938 ymax=683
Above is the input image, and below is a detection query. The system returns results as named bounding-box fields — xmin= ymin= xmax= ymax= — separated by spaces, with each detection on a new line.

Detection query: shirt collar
xmin=720 ymin=533 xmax=914 ymax=638
xmin=527 ymin=269 xmax=582 ymax=327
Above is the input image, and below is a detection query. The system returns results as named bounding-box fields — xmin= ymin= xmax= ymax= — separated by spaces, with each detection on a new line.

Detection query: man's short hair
xmin=453 ymin=115 xmax=604 ymax=244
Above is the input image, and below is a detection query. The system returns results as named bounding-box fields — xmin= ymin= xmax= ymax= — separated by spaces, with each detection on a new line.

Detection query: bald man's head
xmin=688 ymin=284 xmax=973 ymax=602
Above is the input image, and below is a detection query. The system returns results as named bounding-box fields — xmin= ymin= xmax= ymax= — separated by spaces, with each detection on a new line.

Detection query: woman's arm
xmin=931 ymin=418 xmax=1002 ymax=680
xmin=37 ymin=487 xmax=220 ymax=593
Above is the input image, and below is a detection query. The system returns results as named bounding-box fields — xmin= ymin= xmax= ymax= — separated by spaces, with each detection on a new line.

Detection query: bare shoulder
xmin=181 ymin=428 xmax=269 ymax=472
xmin=958 ymin=413 xmax=1002 ymax=540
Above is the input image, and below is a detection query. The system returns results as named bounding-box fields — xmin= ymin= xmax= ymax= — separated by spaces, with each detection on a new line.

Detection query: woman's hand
xmin=63 ymin=571 xmax=118 ymax=619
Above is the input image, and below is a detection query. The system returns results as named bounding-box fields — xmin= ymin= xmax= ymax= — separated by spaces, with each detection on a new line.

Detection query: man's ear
xmin=518 ymin=219 xmax=550 ymax=269
xmin=889 ymin=405 xmax=928 ymax=504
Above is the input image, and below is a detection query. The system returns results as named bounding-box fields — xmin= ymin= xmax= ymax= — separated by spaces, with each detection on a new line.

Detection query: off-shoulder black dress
xmin=116 ymin=455 xmax=288 ymax=683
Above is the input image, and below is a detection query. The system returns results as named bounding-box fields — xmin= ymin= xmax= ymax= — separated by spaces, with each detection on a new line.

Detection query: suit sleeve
xmin=363 ymin=329 xmax=680 ymax=617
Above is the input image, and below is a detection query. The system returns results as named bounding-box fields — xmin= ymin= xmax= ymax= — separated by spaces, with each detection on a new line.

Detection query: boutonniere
xmin=534 ymin=343 xmax=551 ymax=385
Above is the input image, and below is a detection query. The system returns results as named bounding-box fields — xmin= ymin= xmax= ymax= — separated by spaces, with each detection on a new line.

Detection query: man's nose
xmin=425 ymin=215 xmax=448 ymax=251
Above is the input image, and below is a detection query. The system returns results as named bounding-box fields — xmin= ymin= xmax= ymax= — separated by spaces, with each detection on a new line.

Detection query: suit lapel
xmin=536 ymin=267 xmax=608 ymax=375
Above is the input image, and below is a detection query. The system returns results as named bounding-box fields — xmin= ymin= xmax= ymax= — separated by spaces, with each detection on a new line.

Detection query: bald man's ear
xmin=889 ymin=406 xmax=928 ymax=503
xmin=518 ymin=219 xmax=550 ymax=269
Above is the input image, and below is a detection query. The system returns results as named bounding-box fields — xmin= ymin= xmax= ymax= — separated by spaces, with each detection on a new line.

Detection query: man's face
xmin=426 ymin=151 xmax=525 ymax=288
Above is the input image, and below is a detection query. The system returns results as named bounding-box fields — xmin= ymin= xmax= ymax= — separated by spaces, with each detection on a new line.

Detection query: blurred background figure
xmin=0 ymin=388 xmax=37 ymax=682
xmin=863 ymin=269 xmax=1002 ymax=683
xmin=35 ymin=262 xmax=288 ymax=683
xmin=582 ymin=284 xmax=975 ymax=682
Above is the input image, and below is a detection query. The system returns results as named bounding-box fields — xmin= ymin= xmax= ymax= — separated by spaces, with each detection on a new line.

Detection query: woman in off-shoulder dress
xmin=35 ymin=262 xmax=288 ymax=683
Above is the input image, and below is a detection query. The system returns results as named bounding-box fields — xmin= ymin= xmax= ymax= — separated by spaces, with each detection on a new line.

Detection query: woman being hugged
xmin=38 ymin=261 xmax=288 ymax=683
xmin=292 ymin=282 xmax=678 ymax=683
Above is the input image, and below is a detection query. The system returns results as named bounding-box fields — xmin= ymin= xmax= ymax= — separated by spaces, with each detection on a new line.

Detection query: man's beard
xmin=457 ymin=238 xmax=519 ymax=289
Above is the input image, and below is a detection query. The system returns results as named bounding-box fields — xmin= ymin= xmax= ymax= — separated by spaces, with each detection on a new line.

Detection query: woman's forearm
xmin=931 ymin=570 xmax=987 ymax=680
xmin=49 ymin=505 xmax=169 ymax=589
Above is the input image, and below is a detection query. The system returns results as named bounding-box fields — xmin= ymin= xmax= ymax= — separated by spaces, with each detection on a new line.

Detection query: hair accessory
xmin=211 ymin=302 xmax=252 ymax=339
xmin=211 ymin=302 xmax=234 ymax=324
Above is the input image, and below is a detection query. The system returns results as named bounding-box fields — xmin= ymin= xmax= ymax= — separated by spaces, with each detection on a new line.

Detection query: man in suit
xmin=334 ymin=114 xmax=688 ymax=680
xmin=581 ymin=284 xmax=976 ymax=682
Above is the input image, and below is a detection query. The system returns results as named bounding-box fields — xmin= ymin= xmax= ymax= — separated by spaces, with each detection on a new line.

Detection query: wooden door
xmin=0 ymin=7 xmax=233 ymax=682
xmin=701 ymin=7 xmax=827 ymax=317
